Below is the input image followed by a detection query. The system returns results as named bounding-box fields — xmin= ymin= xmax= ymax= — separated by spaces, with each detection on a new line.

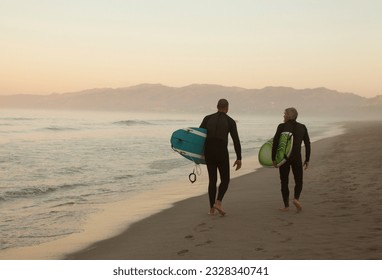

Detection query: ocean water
xmin=0 ymin=109 xmax=344 ymax=257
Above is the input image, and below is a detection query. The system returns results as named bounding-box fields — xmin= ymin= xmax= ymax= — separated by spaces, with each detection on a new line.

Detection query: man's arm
xmin=303 ymin=125 xmax=311 ymax=169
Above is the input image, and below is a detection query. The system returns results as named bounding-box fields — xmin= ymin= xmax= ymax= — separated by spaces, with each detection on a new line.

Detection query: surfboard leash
xmin=188 ymin=163 xmax=202 ymax=184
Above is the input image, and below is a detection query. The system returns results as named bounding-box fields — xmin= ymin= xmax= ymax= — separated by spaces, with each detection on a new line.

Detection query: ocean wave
xmin=0 ymin=183 xmax=86 ymax=201
xmin=51 ymin=202 xmax=76 ymax=208
xmin=113 ymin=120 xmax=155 ymax=126
xmin=0 ymin=117 xmax=38 ymax=127
xmin=17 ymin=231 xmax=74 ymax=239
xmin=0 ymin=117 xmax=36 ymax=121
xmin=3 ymin=186 xmax=57 ymax=199
xmin=114 ymin=174 xmax=134 ymax=180
xmin=42 ymin=126 xmax=78 ymax=131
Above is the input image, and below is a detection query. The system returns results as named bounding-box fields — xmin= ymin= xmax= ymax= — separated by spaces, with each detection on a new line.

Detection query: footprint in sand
xmin=194 ymin=222 xmax=213 ymax=233
xmin=271 ymin=229 xmax=281 ymax=236
xmin=177 ymin=249 xmax=189 ymax=256
xmin=368 ymin=247 xmax=378 ymax=252
xmin=195 ymin=240 xmax=213 ymax=247
xmin=183 ymin=223 xmax=209 ymax=241
xmin=184 ymin=234 xmax=194 ymax=240
xmin=183 ymin=222 xmax=215 ymax=249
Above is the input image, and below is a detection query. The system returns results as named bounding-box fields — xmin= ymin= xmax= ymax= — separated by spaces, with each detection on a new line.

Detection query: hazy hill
xmin=1 ymin=84 xmax=381 ymax=119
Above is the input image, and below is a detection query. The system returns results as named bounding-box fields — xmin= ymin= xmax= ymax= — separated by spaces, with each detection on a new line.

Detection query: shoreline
xmin=66 ymin=121 xmax=382 ymax=260
xmin=0 ymin=154 xmax=260 ymax=260
xmin=0 ymin=112 xmax=343 ymax=259
xmin=1 ymin=121 xmax=378 ymax=260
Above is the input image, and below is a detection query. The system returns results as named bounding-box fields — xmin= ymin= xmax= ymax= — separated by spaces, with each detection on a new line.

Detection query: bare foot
xmin=208 ymin=208 xmax=216 ymax=215
xmin=279 ymin=207 xmax=289 ymax=212
xmin=213 ymin=202 xmax=226 ymax=216
xmin=293 ymin=199 xmax=302 ymax=212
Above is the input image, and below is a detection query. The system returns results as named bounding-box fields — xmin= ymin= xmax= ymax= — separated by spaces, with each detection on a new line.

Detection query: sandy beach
xmin=65 ymin=121 xmax=382 ymax=260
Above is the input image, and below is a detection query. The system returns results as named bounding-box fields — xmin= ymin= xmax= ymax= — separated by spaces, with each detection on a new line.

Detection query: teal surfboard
xmin=258 ymin=132 xmax=293 ymax=167
xmin=171 ymin=127 xmax=207 ymax=164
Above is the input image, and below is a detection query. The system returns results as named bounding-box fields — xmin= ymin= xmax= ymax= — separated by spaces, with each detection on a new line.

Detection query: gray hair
xmin=285 ymin=107 xmax=298 ymax=120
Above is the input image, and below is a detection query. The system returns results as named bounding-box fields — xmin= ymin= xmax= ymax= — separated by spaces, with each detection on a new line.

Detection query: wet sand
xmin=67 ymin=121 xmax=382 ymax=260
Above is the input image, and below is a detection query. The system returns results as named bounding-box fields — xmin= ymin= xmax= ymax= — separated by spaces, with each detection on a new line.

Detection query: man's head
xmin=284 ymin=107 xmax=298 ymax=122
xmin=217 ymin=99 xmax=229 ymax=113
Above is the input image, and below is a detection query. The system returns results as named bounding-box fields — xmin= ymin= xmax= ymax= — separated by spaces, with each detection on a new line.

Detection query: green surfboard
xmin=258 ymin=132 xmax=293 ymax=167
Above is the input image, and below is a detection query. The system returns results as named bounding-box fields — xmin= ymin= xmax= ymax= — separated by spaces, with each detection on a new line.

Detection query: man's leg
xmin=279 ymin=162 xmax=291 ymax=208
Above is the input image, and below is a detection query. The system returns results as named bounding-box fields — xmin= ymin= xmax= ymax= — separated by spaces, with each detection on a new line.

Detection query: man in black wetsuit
xmin=200 ymin=99 xmax=242 ymax=216
xmin=272 ymin=107 xmax=311 ymax=212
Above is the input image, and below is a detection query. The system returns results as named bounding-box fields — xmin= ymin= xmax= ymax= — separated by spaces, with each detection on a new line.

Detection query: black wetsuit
xmin=200 ymin=112 xmax=242 ymax=208
xmin=272 ymin=120 xmax=311 ymax=207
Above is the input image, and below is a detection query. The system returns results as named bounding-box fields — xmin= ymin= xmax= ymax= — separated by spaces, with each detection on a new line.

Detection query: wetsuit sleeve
xmin=229 ymin=119 xmax=242 ymax=160
xmin=303 ymin=125 xmax=311 ymax=162
xmin=271 ymin=124 xmax=283 ymax=161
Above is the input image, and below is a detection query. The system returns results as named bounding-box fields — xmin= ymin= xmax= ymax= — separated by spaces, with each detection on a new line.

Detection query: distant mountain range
xmin=1 ymin=84 xmax=381 ymax=119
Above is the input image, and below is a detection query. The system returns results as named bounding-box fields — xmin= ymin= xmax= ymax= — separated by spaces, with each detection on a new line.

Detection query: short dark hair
xmin=217 ymin=99 xmax=229 ymax=109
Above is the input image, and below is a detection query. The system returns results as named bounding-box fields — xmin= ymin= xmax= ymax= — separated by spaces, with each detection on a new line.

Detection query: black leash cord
xmin=189 ymin=169 xmax=197 ymax=183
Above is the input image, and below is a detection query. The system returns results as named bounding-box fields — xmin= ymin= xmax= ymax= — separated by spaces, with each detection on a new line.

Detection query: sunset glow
xmin=1 ymin=0 xmax=381 ymax=97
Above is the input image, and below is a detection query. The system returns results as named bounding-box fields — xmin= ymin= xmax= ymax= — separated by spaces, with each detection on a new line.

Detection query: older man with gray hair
xmin=272 ymin=107 xmax=311 ymax=212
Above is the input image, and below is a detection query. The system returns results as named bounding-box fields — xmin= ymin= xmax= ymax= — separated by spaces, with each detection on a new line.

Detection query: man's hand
xmin=233 ymin=160 xmax=242 ymax=171
xmin=304 ymin=161 xmax=309 ymax=170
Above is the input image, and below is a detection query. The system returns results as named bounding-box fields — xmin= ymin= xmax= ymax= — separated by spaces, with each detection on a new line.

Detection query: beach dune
xmin=64 ymin=121 xmax=381 ymax=259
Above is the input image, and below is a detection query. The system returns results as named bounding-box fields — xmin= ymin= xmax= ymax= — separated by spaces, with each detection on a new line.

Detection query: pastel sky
xmin=1 ymin=0 xmax=381 ymax=97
